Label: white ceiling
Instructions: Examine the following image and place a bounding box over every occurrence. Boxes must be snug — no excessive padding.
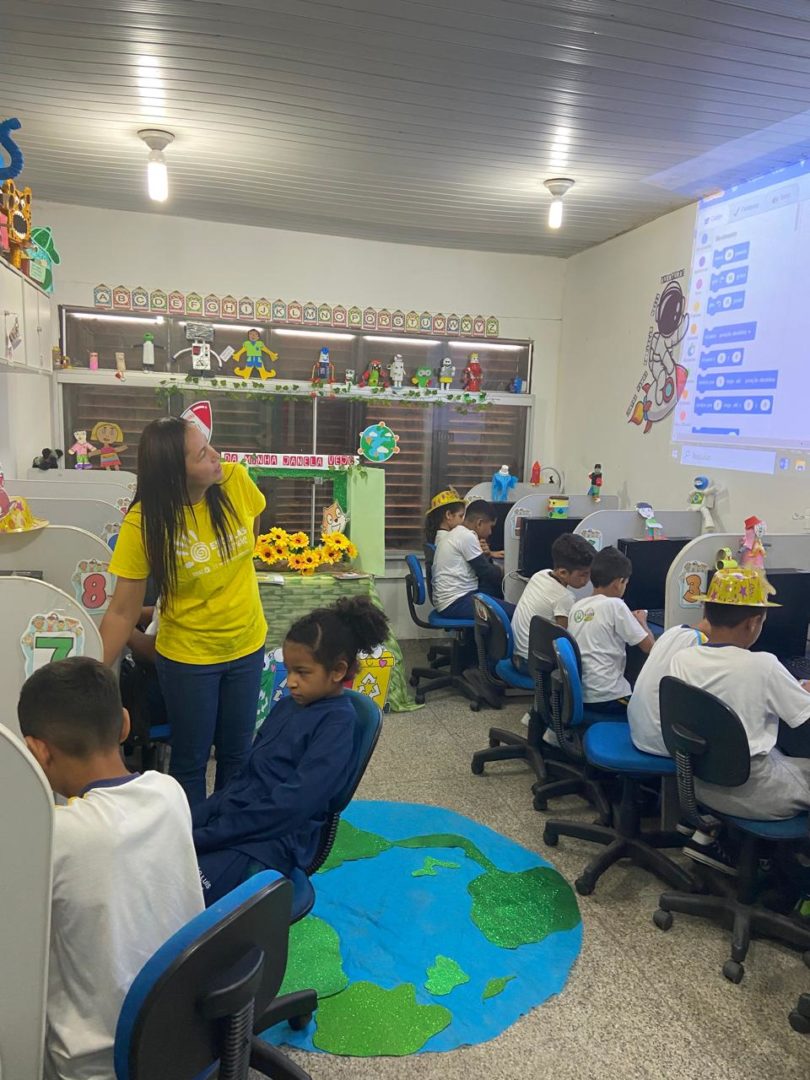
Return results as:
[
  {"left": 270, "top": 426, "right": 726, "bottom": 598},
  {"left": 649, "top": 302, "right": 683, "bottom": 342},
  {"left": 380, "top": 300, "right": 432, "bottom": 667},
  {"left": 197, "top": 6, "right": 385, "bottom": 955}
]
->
[{"left": 3, "top": 0, "right": 810, "bottom": 256}]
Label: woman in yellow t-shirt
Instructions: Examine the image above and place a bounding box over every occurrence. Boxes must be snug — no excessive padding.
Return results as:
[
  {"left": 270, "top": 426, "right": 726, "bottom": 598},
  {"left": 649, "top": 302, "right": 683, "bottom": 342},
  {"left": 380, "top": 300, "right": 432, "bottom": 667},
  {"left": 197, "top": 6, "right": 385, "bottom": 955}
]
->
[{"left": 104, "top": 417, "right": 267, "bottom": 804}]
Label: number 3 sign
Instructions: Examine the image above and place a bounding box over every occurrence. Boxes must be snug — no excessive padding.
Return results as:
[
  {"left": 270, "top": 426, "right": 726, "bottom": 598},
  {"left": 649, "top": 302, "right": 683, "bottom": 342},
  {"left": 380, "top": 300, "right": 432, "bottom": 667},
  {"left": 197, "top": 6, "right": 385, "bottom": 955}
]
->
[
  {"left": 20, "top": 612, "right": 86, "bottom": 676},
  {"left": 71, "top": 559, "right": 114, "bottom": 614}
]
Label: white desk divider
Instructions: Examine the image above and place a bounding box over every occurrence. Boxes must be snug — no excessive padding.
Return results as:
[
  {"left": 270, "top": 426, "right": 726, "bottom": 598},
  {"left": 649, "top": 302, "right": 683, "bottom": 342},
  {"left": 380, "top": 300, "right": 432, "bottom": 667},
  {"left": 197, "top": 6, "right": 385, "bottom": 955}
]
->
[
  {"left": 502, "top": 493, "right": 619, "bottom": 605},
  {"left": 574, "top": 509, "right": 701, "bottom": 553},
  {"left": 0, "top": 724, "right": 53, "bottom": 1080},
  {"left": 25, "top": 467, "right": 137, "bottom": 494},
  {"left": 664, "top": 532, "right": 810, "bottom": 629},
  {"left": 0, "top": 526, "right": 117, "bottom": 630},
  {"left": 465, "top": 480, "right": 563, "bottom": 505},
  {"left": 8, "top": 477, "right": 132, "bottom": 515},
  {"left": 24, "top": 497, "right": 123, "bottom": 545}
]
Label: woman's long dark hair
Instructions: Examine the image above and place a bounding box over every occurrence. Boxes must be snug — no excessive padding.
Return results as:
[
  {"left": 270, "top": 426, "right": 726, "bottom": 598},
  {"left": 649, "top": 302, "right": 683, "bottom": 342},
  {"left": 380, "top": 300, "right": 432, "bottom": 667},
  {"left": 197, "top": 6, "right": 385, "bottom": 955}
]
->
[{"left": 133, "top": 417, "right": 236, "bottom": 608}]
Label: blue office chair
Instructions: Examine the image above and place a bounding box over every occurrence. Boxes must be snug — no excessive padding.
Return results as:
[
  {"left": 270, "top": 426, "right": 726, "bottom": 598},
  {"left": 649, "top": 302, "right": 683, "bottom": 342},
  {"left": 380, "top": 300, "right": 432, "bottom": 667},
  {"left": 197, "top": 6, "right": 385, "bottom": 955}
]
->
[
  {"left": 115, "top": 871, "right": 311, "bottom": 1080},
  {"left": 654, "top": 677, "right": 810, "bottom": 983},
  {"left": 404, "top": 554, "right": 479, "bottom": 706},
  {"left": 543, "top": 639, "right": 695, "bottom": 896}
]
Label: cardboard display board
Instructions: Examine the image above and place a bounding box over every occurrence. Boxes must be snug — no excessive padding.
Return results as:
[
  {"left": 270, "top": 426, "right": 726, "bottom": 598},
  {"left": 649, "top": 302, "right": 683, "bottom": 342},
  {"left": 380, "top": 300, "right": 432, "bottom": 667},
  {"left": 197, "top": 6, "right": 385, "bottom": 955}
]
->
[{"left": 0, "top": 724, "right": 53, "bottom": 1080}]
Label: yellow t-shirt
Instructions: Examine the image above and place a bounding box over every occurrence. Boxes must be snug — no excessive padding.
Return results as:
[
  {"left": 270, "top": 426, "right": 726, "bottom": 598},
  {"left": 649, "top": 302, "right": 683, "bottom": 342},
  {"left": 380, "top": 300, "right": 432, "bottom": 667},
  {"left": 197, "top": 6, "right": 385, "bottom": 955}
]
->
[{"left": 109, "top": 462, "right": 267, "bottom": 664}]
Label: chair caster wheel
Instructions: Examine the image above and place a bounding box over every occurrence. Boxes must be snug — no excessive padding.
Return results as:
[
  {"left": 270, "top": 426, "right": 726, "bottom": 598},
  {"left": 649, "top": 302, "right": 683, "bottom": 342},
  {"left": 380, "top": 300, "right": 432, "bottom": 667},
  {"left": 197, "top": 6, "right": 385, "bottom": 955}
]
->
[
  {"left": 488, "top": 736, "right": 499, "bottom": 748},
  {"left": 471, "top": 759, "right": 484, "bottom": 775},
  {"left": 470, "top": 701, "right": 480, "bottom": 712},
  {"left": 804, "top": 952, "right": 810, "bottom": 970},
  {"left": 409, "top": 674, "right": 419, "bottom": 687},
  {"left": 415, "top": 692, "right": 425, "bottom": 705},
  {"left": 533, "top": 796, "right": 548, "bottom": 812},
  {"left": 574, "top": 877, "right": 594, "bottom": 897},
  {"left": 543, "top": 826, "right": 558, "bottom": 846},
  {"left": 288, "top": 1012, "right": 313, "bottom": 1031},
  {"left": 653, "top": 909, "right": 673, "bottom": 932},
  {"left": 722, "top": 959, "right": 744, "bottom": 984},
  {"left": 790, "top": 1010, "right": 810, "bottom": 1034}
]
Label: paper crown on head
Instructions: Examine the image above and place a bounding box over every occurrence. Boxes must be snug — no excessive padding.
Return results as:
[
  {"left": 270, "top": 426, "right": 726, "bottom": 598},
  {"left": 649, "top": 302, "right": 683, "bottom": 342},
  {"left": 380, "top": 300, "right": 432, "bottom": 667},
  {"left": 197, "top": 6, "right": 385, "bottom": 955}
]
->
[
  {"left": 426, "top": 487, "right": 463, "bottom": 515},
  {"left": 744, "top": 515, "right": 763, "bottom": 530},
  {"left": 699, "top": 566, "right": 780, "bottom": 608}
]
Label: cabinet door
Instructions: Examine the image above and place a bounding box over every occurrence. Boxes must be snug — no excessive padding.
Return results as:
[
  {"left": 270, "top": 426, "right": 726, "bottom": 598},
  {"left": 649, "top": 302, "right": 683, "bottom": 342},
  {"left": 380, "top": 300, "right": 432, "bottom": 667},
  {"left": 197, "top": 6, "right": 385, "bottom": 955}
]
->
[
  {"left": 0, "top": 264, "right": 25, "bottom": 365},
  {"left": 21, "top": 284, "right": 52, "bottom": 369},
  {"left": 36, "top": 292, "right": 52, "bottom": 369}
]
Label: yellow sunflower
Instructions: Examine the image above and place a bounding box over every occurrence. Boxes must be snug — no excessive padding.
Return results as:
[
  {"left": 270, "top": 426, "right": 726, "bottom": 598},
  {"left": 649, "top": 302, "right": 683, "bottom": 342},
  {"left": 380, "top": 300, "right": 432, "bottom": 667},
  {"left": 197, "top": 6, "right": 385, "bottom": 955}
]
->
[
  {"left": 287, "top": 531, "right": 310, "bottom": 551},
  {"left": 325, "top": 531, "right": 351, "bottom": 551},
  {"left": 301, "top": 548, "right": 323, "bottom": 569},
  {"left": 345, "top": 541, "right": 359, "bottom": 560},
  {"left": 254, "top": 539, "right": 275, "bottom": 564},
  {"left": 319, "top": 542, "right": 342, "bottom": 565},
  {"left": 266, "top": 526, "right": 288, "bottom": 544},
  {"left": 286, "top": 552, "right": 307, "bottom": 572}
]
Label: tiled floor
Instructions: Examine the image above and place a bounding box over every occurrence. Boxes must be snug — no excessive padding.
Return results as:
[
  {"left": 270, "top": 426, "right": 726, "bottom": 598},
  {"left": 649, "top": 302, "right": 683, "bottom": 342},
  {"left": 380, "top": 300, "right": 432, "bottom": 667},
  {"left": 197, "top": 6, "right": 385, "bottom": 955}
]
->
[{"left": 258, "top": 642, "right": 810, "bottom": 1080}]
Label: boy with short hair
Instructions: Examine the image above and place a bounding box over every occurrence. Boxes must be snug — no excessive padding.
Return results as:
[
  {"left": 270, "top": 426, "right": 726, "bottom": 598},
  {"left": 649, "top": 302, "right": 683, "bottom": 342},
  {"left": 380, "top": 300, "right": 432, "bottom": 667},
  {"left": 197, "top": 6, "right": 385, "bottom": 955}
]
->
[
  {"left": 670, "top": 567, "right": 810, "bottom": 822},
  {"left": 432, "top": 500, "right": 515, "bottom": 619},
  {"left": 18, "top": 657, "right": 204, "bottom": 1080},
  {"left": 511, "top": 532, "right": 595, "bottom": 662},
  {"left": 568, "top": 545, "right": 653, "bottom": 711}
]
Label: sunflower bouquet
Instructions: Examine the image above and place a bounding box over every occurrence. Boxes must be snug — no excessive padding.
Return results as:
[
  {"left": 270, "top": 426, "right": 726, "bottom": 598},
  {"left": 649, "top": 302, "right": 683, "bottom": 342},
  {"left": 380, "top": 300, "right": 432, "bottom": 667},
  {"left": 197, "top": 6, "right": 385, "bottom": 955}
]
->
[{"left": 254, "top": 527, "right": 358, "bottom": 576}]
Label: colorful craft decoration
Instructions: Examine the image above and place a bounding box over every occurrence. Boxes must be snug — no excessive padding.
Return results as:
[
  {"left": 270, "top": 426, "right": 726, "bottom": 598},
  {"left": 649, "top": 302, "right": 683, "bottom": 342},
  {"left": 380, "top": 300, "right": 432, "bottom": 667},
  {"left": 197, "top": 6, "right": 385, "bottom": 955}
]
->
[
  {"left": 0, "top": 464, "right": 48, "bottom": 533},
  {"left": 255, "top": 528, "right": 358, "bottom": 576},
  {"left": 232, "top": 328, "right": 278, "bottom": 380},
  {"left": 0, "top": 118, "right": 24, "bottom": 181},
  {"left": 222, "top": 451, "right": 358, "bottom": 470},
  {"left": 133, "top": 331, "right": 165, "bottom": 369},
  {"left": 437, "top": 357, "right": 455, "bottom": 389},
  {"left": 491, "top": 466, "right": 516, "bottom": 503},
  {"left": 698, "top": 565, "right": 778, "bottom": 607},
  {"left": 26, "top": 226, "right": 60, "bottom": 292},
  {"left": 89, "top": 422, "right": 127, "bottom": 471},
  {"left": 739, "top": 515, "right": 767, "bottom": 570},
  {"left": 1, "top": 177, "right": 32, "bottom": 269},
  {"left": 91, "top": 284, "right": 501, "bottom": 338},
  {"left": 548, "top": 496, "right": 569, "bottom": 520},
  {"left": 322, "top": 501, "right": 349, "bottom": 535},
  {"left": 636, "top": 501, "right": 663, "bottom": 540},
  {"left": 312, "top": 347, "right": 335, "bottom": 384},
  {"left": 587, "top": 464, "right": 603, "bottom": 502},
  {"left": 20, "top": 612, "right": 85, "bottom": 677},
  {"left": 358, "top": 422, "right": 400, "bottom": 463},
  {"left": 687, "top": 475, "right": 718, "bottom": 534},
  {"left": 388, "top": 354, "right": 406, "bottom": 389},
  {"left": 358, "top": 361, "right": 390, "bottom": 389},
  {"left": 68, "top": 430, "right": 95, "bottom": 470},
  {"left": 461, "top": 353, "right": 483, "bottom": 391},
  {"left": 182, "top": 400, "right": 213, "bottom": 442},
  {"left": 412, "top": 366, "right": 433, "bottom": 389}
]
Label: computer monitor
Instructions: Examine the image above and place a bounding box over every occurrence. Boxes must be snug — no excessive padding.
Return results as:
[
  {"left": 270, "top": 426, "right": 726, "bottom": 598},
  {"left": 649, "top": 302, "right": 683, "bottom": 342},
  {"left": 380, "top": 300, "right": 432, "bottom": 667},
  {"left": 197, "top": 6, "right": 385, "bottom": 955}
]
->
[
  {"left": 487, "top": 503, "right": 512, "bottom": 553},
  {"left": 518, "top": 518, "right": 583, "bottom": 577},
  {"left": 617, "top": 537, "right": 692, "bottom": 612},
  {"left": 746, "top": 568, "right": 810, "bottom": 660}
]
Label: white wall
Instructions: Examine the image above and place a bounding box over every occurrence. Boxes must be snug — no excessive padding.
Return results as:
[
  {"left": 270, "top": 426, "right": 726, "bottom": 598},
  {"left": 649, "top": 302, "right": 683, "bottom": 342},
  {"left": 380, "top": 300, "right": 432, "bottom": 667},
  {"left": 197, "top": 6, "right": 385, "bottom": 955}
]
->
[
  {"left": 557, "top": 205, "right": 810, "bottom": 534},
  {"left": 0, "top": 371, "right": 54, "bottom": 479}
]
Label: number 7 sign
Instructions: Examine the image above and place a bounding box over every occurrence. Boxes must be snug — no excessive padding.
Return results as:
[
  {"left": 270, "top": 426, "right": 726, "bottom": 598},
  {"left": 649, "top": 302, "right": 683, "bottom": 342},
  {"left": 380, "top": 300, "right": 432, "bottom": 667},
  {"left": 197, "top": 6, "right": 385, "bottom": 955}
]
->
[{"left": 20, "top": 613, "right": 86, "bottom": 677}]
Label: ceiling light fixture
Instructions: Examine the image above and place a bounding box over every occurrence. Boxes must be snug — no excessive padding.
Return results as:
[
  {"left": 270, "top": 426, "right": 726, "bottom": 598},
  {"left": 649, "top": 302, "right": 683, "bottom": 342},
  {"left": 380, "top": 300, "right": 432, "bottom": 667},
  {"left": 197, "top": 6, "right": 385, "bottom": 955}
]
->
[
  {"left": 138, "top": 129, "right": 174, "bottom": 202},
  {"left": 544, "top": 178, "right": 574, "bottom": 230}
]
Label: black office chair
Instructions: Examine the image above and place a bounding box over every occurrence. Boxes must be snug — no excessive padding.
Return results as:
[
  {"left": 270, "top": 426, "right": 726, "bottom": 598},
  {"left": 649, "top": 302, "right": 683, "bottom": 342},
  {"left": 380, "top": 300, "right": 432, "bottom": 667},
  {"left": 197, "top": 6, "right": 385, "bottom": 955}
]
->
[
  {"left": 543, "top": 639, "right": 695, "bottom": 896},
  {"left": 791, "top": 984, "right": 810, "bottom": 1034},
  {"left": 528, "top": 616, "right": 612, "bottom": 823},
  {"left": 653, "top": 676, "right": 810, "bottom": 982},
  {"left": 115, "top": 872, "right": 311, "bottom": 1080},
  {"left": 403, "top": 554, "right": 479, "bottom": 706}
]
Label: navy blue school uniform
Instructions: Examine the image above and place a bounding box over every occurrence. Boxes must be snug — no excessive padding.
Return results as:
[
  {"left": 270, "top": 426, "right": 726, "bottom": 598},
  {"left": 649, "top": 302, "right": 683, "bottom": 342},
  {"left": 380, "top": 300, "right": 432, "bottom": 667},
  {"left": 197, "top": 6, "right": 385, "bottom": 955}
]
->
[{"left": 193, "top": 693, "right": 354, "bottom": 904}]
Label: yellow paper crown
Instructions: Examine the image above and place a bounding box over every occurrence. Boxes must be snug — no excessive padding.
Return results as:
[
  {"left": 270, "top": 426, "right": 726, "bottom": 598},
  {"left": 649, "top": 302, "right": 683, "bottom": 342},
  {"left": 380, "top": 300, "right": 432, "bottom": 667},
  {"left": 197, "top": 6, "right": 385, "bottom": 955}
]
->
[
  {"left": 426, "top": 487, "right": 463, "bottom": 515},
  {"left": 700, "top": 566, "right": 780, "bottom": 608}
]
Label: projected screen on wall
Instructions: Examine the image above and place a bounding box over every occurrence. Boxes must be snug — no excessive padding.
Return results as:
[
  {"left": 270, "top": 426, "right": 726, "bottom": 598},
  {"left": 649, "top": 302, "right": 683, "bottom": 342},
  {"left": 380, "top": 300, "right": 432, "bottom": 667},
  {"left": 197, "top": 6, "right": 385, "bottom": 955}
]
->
[{"left": 672, "top": 160, "right": 810, "bottom": 476}]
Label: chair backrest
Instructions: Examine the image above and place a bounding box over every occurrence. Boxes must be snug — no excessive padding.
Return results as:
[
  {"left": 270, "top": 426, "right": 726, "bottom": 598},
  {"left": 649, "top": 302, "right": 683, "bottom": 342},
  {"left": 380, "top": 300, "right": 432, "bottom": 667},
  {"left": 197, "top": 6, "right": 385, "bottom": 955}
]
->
[
  {"left": 405, "top": 553, "right": 427, "bottom": 607},
  {"left": 473, "top": 593, "right": 514, "bottom": 670},
  {"left": 305, "top": 689, "right": 383, "bottom": 874},
  {"left": 659, "top": 677, "right": 750, "bottom": 788},
  {"left": 528, "top": 615, "right": 582, "bottom": 678},
  {"left": 423, "top": 541, "right": 436, "bottom": 603},
  {"left": 548, "top": 636, "right": 587, "bottom": 760},
  {"left": 114, "top": 871, "right": 291, "bottom": 1080}
]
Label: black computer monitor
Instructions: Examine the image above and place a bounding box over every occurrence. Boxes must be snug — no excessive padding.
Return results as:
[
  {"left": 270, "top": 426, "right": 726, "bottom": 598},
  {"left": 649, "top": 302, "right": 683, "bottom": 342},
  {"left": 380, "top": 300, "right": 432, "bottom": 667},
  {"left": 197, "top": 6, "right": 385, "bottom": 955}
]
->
[
  {"left": 518, "top": 517, "right": 583, "bottom": 577},
  {"left": 744, "top": 568, "right": 810, "bottom": 660},
  {"left": 617, "top": 537, "right": 692, "bottom": 612},
  {"left": 487, "top": 503, "right": 512, "bottom": 553}
]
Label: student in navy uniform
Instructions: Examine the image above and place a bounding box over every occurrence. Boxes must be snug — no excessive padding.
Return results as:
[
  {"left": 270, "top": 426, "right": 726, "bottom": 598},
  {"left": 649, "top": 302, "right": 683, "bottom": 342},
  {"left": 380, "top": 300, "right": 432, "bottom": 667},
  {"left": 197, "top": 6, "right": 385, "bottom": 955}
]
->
[{"left": 193, "top": 596, "right": 389, "bottom": 905}]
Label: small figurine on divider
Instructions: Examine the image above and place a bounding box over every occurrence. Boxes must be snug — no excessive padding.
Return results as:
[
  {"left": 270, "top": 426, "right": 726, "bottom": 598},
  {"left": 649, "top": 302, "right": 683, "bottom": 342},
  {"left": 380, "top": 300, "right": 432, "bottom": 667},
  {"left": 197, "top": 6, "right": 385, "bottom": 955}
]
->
[
  {"left": 32, "top": 448, "right": 63, "bottom": 471},
  {"left": 389, "top": 354, "right": 406, "bottom": 389},
  {"left": 358, "top": 360, "right": 390, "bottom": 389},
  {"left": 530, "top": 460, "right": 542, "bottom": 486},
  {"left": 688, "top": 474, "right": 718, "bottom": 533},
  {"left": 89, "top": 421, "right": 128, "bottom": 471},
  {"left": 412, "top": 365, "right": 433, "bottom": 389},
  {"left": 311, "top": 347, "right": 335, "bottom": 384},
  {"left": 437, "top": 357, "right": 455, "bottom": 389},
  {"left": 739, "top": 515, "right": 767, "bottom": 570},
  {"left": 68, "top": 430, "right": 95, "bottom": 470},
  {"left": 587, "top": 463, "right": 603, "bottom": 502},
  {"left": 492, "top": 465, "right": 517, "bottom": 503},
  {"left": 232, "top": 328, "right": 278, "bottom": 380},
  {"left": 462, "top": 352, "right": 483, "bottom": 392},
  {"left": 636, "top": 501, "right": 664, "bottom": 540}
]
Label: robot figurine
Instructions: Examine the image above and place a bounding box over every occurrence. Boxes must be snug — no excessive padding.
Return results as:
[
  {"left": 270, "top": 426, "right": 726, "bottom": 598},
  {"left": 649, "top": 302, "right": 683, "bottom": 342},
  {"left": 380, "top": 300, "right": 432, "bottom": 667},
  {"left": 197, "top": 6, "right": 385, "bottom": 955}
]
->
[
  {"left": 412, "top": 365, "right": 433, "bottom": 389},
  {"left": 492, "top": 465, "right": 517, "bottom": 503},
  {"left": 173, "top": 339, "right": 224, "bottom": 376},
  {"left": 358, "top": 360, "right": 390, "bottom": 389},
  {"left": 437, "top": 356, "right": 455, "bottom": 389},
  {"left": 389, "top": 354, "right": 406, "bottom": 389},
  {"left": 688, "top": 475, "right": 718, "bottom": 533},
  {"left": 311, "top": 347, "right": 335, "bottom": 384},
  {"left": 462, "top": 352, "right": 483, "bottom": 391},
  {"left": 344, "top": 368, "right": 356, "bottom": 387},
  {"left": 587, "top": 464, "right": 603, "bottom": 502}
]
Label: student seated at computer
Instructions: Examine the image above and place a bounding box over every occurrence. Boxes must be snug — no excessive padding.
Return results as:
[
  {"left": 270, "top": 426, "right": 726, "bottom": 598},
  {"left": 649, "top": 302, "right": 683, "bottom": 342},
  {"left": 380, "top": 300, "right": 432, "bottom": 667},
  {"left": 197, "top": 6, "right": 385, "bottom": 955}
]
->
[
  {"left": 425, "top": 489, "right": 514, "bottom": 620},
  {"left": 18, "top": 658, "right": 204, "bottom": 1080},
  {"left": 670, "top": 567, "right": 810, "bottom": 822},
  {"left": 568, "top": 546, "right": 653, "bottom": 713},
  {"left": 511, "top": 532, "right": 595, "bottom": 664}
]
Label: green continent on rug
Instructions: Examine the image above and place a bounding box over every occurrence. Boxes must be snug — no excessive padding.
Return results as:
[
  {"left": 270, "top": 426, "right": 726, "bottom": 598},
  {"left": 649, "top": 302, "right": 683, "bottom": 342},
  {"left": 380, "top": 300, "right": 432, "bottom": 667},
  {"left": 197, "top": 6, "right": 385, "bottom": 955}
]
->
[{"left": 261, "top": 801, "right": 583, "bottom": 1056}]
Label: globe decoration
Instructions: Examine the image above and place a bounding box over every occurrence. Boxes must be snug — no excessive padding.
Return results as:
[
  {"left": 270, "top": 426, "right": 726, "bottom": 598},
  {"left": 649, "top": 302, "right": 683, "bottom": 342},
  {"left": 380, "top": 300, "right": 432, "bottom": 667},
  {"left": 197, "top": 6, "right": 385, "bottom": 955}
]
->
[{"left": 358, "top": 421, "right": 400, "bottom": 463}]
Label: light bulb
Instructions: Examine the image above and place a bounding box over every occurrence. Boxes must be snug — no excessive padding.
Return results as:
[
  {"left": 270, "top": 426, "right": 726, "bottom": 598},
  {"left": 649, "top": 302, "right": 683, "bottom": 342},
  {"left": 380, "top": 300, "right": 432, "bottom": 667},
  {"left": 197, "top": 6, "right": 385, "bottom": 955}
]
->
[
  {"left": 147, "top": 150, "right": 168, "bottom": 202},
  {"left": 548, "top": 198, "right": 563, "bottom": 229}
]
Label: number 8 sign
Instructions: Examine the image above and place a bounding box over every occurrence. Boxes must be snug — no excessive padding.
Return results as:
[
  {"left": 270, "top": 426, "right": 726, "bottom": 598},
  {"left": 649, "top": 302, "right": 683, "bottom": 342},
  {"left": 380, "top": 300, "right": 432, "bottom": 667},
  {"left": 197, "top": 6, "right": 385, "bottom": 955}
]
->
[
  {"left": 20, "top": 613, "right": 86, "bottom": 676},
  {"left": 71, "top": 559, "right": 114, "bottom": 614}
]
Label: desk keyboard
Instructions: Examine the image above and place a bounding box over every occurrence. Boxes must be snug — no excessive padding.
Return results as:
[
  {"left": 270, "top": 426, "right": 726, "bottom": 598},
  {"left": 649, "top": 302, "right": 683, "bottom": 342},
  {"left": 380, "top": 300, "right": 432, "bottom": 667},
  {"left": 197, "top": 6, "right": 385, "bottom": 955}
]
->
[
  {"left": 784, "top": 656, "right": 810, "bottom": 681},
  {"left": 647, "top": 609, "right": 666, "bottom": 627}
]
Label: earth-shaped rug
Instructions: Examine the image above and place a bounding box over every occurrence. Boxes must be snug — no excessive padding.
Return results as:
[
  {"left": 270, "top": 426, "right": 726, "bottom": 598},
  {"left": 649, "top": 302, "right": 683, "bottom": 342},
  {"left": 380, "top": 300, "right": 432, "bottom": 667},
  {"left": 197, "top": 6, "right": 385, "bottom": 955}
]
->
[{"left": 260, "top": 800, "right": 582, "bottom": 1056}]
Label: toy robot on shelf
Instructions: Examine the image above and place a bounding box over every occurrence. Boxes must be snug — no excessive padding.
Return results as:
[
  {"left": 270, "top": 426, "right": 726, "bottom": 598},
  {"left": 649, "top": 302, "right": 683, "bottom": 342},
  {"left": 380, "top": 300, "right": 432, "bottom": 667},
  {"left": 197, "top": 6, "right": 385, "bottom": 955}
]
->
[
  {"left": 311, "top": 347, "right": 335, "bottom": 384},
  {"left": 412, "top": 365, "right": 433, "bottom": 389},
  {"left": 133, "top": 331, "right": 166, "bottom": 370},
  {"left": 344, "top": 368, "right": 356, "bottom": 387},
  {"left": 688, "top": 475, "right": 718, "bottom": 533},
  {"left": 587, "top": 464, "right": 603, "bottom": 502},
  {"left": 739, "top": 515, "right": 767, "bottom": 570},
  {"left": 358, "top": 360, "right": 390, "bottom": 389},
  {"left": 173, "top": 339, "right": 224, "bottom": 376},
  {"left": 462, "top": 352, "right": 483, "bottom": 391},
  {"left": 492, "top": 465, "right": 517, "bottom": 503},
  {"left": 389, "top": 354, "right": 406, "bottom": 389},
  {"left": 232, "top": 328, "right": 277, "bottom": 380},
  {"left": 437, "top": 357, "right": 455, "bottom": 389}
]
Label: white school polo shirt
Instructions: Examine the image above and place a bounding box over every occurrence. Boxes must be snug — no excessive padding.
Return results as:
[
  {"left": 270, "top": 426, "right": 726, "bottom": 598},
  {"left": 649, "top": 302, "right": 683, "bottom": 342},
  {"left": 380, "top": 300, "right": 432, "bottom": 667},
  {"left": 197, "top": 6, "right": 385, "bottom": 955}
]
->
[
  {"left": 511, "top": 570, "right": 575, "bottom": 660},
  {"left": 431, "top": 526, "right": 483, "bottom": 612},
  {"left": 568, "top": 593, "right": 648, "bottom": 703},
  {"left": 627, "top": 624, "right": 707, "bottom": 756}
]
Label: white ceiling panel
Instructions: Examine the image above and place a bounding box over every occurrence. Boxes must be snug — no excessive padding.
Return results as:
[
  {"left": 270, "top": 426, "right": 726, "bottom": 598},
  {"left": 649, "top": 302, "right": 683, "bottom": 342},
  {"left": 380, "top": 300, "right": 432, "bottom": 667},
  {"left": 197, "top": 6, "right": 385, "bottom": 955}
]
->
[{"left": 2, "top": 0, "right": 810, "bottom": 255}]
